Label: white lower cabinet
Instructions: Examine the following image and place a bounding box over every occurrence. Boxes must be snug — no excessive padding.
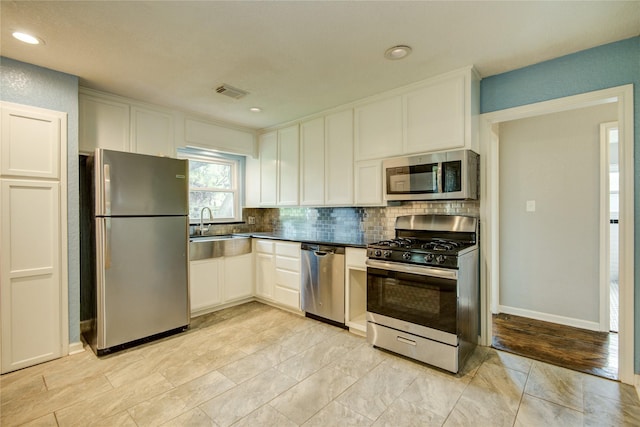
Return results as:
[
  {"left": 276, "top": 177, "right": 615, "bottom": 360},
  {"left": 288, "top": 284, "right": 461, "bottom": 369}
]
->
[
  {"left": 254, "top": 239, "right": 301, "bottom": 311},
  {"left": 254, "top": 240, "right": 276, "bottom": 300},
  {"left": 224, "top": 253, "right": 254, "bottom": 302},
  {"left": 189, "top": 258, "right": 222, "bottom": 314},
  {"left": 189, "top": 253, "right": 254, "bottom": 316},
  {"left": 274, "top": 242, "right": 302, "bottom": 310}
]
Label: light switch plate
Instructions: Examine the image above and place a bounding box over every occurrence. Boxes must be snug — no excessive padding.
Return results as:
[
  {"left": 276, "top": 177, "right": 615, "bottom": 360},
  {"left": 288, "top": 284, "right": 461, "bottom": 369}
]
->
[{"left": 526, "top": 200, "right": 536, "bottom": 212}]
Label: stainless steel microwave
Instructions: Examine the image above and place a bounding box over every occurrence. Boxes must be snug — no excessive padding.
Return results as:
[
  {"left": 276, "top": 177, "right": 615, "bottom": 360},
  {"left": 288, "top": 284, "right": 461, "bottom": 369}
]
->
[{"left": 384, "top": 149, "right": 479, "bottom": 201}]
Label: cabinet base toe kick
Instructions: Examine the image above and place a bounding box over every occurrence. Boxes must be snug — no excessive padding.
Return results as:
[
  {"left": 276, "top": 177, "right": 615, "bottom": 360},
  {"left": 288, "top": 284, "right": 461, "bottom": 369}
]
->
[{"left": 367, "top": 321, "right": 469, "bottom": 374}]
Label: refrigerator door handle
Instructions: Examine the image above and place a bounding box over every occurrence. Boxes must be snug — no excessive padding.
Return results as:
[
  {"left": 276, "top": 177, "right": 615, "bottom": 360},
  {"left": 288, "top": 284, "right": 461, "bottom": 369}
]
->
[
  {"left": 105, "top": 218, "right": 111, "bottom": 269},
  {"left": 104, "top": 163, "right": 111, "bottom": 216}
]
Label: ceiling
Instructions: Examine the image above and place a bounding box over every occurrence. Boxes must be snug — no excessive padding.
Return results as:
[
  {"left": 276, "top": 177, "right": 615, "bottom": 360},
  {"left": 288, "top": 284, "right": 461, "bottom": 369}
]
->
[{"left": 1, "top": 1, "right": 638, "bottom": 130}]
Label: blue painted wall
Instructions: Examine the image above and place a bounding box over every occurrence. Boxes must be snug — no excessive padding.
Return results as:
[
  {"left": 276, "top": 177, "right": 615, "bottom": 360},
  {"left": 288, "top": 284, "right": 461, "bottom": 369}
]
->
[
  {"left": 0, "top": 57, "right": 80, "bottom": 346},
  {"left": 480, "top": 36, "right": 640, "bottom": 372}
]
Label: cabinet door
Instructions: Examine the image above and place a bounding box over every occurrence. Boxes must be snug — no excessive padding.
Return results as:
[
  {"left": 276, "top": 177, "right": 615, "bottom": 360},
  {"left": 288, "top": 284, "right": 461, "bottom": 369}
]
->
[
  {"left": 244, "top": 154, "right": 261, "bottom": 208},
  {"left": 277, "top": 125, "right": 299, "bottom": 206},
  {"left": 325, "top": 109, "right": 354, "bottom": 205},
  {"left": 1, "top": 180, "right": 62, "bottom": 373},
  {"left": 79, "top": 94, "right": 130, "bottom": 153},
  {"left": 404, "top": 74, "right": 466, "bottom": 154},
  {"left": 1, "top": 104, "right": 61, "bottom": 179},
  {"left": 189, "top": 258, "right": 222, "bottom": 314},
  {"left": 354, "top": 160, "right": 384, "bottom": 206},
  {"left": 131, "top": 106, "right": 174, "bottom": 157},
  {"left": 299, "top": 117, "right": 325, "bottom": 206},
  {"left": 224, "top": 253, "right": 254, "bottom": 302},
  {"left": 259, "top": 132, "right": 277, "bottom": 206},
  {"left": 354, "top": 96, "right": 403, "bottom": 161},
  {"left": 255, "top": 252, "right": 275, "bottom": 300}
]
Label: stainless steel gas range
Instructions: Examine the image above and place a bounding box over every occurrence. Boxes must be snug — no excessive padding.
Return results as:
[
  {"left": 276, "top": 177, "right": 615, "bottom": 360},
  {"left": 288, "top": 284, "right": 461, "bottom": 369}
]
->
[{"left": 366, "top": 214, "right": 479, "bottom": 373}]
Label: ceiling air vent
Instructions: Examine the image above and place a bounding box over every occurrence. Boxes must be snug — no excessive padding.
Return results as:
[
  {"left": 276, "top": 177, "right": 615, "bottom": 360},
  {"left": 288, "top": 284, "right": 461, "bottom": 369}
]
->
[{"left": 215, "top": 84, "right": 249, "bottom": 99}]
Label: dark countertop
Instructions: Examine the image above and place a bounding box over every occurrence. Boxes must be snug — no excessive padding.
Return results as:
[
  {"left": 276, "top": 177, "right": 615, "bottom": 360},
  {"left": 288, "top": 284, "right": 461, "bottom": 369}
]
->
[{"left": 235, "top": 232, "right": 374, "bottom": 248}]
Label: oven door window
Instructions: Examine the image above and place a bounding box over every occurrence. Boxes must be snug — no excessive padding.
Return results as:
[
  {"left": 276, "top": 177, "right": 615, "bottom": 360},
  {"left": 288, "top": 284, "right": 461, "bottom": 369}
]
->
[{"left": 367, "top": 267, "right": 457, "bottom": 334}]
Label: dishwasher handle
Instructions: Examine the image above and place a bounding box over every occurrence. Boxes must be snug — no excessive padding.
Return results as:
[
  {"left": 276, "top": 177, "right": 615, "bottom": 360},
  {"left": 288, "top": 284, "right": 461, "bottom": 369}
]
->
[
  {"left": 301, "top": 243, "right": 346, "bottom": 255},
  {"left": 314, "top": 250, "right": 333, "bottom": 257}
]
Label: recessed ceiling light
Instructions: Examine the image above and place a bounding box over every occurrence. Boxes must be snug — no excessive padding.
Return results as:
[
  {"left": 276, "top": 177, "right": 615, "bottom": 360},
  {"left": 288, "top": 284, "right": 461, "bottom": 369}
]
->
[
  {"left": 384, "top": 45, "right": 412, "bottom": 60},
  {"left": 12, "top": 31, "right": 43, "bottom": 45},
  {"left": 249, "top": 107, "right": 262, "bottom": 113}
]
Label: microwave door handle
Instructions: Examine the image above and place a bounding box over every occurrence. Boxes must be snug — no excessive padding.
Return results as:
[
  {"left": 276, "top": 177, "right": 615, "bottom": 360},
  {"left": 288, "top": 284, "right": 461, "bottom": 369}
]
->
[{"left": 436, "top": 163, "right": 443, "bottom": 193}]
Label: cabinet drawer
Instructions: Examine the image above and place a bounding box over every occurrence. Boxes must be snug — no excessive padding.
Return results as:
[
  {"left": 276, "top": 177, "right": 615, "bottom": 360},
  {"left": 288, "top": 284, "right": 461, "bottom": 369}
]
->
[
  {"left": 274, "top": 286, "right": 299, "bottom": 309},
  {"left": 346, "top": 248, "right": 367, "bottom": 269},
  {"left": 275, "top": 242, "right": 300, "bottom": 258},
  {"left": 276, "top": 268, "right": 300, "bottom": 291},
  {"left": 275, "top": 255, "right": 300, "bottom": 272},
  {"left": 255, "top": 240, "right": 274, "bottom": 254}
]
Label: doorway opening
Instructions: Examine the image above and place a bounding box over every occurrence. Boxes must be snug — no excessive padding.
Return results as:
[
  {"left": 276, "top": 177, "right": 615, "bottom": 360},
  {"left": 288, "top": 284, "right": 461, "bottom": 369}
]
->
[
  {"left": 605, "top": 123, "right": 620, "bottom": 334},
  {"left": 480, "top": 85, "right": 635, "bottom": 385}
]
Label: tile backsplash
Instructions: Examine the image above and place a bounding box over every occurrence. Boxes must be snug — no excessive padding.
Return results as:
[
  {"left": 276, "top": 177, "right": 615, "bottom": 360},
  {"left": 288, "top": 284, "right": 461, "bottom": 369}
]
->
[{"left": 203, "top": 201, "right": 479, "bottom": 242}]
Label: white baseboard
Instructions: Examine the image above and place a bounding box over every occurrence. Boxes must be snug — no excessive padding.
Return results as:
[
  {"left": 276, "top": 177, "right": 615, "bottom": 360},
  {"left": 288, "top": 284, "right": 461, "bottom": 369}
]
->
[
  {"left": 68, "top": 341, "right": 85, "bottom": 355},
  {"left": 498, "top": 305, "right": 601, "bottom": 332}
]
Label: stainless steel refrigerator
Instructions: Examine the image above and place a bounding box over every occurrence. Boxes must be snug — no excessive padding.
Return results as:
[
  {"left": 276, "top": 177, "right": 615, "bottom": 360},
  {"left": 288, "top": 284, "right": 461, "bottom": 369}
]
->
[{"left": 86, "top": 149, "right": 190, "bottom": 355}]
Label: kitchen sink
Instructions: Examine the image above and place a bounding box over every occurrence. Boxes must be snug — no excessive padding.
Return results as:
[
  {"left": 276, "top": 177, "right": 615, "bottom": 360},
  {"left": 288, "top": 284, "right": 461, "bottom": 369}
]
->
[{"left": 189, "top": 235, "right": 251, "bottom": 260}]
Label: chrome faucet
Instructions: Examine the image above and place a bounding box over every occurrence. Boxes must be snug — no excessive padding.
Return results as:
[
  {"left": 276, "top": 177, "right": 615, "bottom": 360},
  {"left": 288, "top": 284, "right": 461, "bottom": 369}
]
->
[{"left": 199, "top": 207, "right": 213, "bottom": 236}]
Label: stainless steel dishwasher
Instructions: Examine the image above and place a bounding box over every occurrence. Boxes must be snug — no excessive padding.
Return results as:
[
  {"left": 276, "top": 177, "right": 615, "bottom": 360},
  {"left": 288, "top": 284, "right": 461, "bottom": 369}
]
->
[{"left": 301, "top": 243, "right": 345, "bottom": 326}]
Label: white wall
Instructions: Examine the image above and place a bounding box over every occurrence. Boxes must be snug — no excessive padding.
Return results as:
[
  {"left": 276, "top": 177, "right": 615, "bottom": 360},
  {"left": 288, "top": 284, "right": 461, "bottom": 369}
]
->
[{"left": 498, "top": 103, "right": 617, "bottom": 325}]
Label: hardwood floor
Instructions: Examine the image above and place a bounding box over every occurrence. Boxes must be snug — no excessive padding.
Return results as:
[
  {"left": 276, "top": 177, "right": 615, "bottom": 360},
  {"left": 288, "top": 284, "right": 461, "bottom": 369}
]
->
[{"left": 492, "top": 313, "right": 618, "bottom": 380}]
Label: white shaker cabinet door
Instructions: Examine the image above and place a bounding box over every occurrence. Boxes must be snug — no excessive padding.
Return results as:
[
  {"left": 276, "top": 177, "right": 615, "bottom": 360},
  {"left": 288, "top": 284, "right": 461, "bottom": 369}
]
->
[
  {"left": 354, "top": 96, "right": 403, "bottom": 161},
  {"left": 277, "top": 124, "right": 300, "bottom": 206},
  {"left": 224, "top": 253, "right": 254, "bottom": 302},
  {"left": 404, "top": 73, "right": 466, "bottom": 154},
  {"left": 1, "top": 104, "right": 62, "bottom": 179},
  {"left": 131, "top": 106, "right": 175, "bottom": 157},
  {"left": 354, "top": 160, "right": 384, "bottom": 206},
  {"left": 79, "top": 94, "right": 130, "bottom": 153},
  {"left": 1, "top": 180, "right": 62, "bottom": 373},
  {"left": 189, "top": 258, "right": 222, "bottom": 315},
  {"left": 259, "top": 131, "right": 278, "bottom": 206},
  {"left": 325, "top": 109, "right": 354, "bottom": 206},
  {"left": 299, "top": 117, "right": 325, "bottom": 206}
]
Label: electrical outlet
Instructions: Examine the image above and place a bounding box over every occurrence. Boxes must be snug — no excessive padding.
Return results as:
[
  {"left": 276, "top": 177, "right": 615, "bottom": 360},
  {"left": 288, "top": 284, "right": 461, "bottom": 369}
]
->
[{"left": 248, "top": 216, "right": 255, "bottom": 225}]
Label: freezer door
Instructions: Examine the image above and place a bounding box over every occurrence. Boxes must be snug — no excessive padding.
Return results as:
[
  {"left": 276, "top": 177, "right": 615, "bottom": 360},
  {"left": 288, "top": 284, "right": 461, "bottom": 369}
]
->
[
  {"left": 95, "top": 149, "right": 188, "bottom": 216},
  {"left": 96, "top": 216, "right": 189, "bottom": 350}
]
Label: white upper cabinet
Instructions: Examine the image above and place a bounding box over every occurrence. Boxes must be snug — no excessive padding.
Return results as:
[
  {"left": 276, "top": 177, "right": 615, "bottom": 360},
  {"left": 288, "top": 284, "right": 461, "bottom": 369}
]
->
[
  {"left": 299, "top": 117, "right": 325, "bottom": 206},
  {"left": 79, "top": 93, "right": 130, "bottom": 153},
  {"left": 79, "top": 88, "right": 256, "bottom": 159},
  {"left": 354, "top": 159, "right": 384, "bottom": 206},
  {"left": 354, "top": 96, "right": 403, "bottom": 161},
  {"left": 277, "top": 124, "right": 300, "bottom": 206},
  {"left": 259, "top": 131, "right": 278, "bottom": 206},
  {"left": 353, "top": 67, "right": 479, "bottom": 161},
  {"left": 259, "top": 125, "right": 299, "bottom": 207},
  {"left": 184, "top": 118, "right": 256, "bottom": 157},
  {"left": 404, "top": 70, "right": 475, "bottom": 154},
  {"left": 325, "top": 109, "right": 354, "bottom": 206},
  {"left": 131, "top": 106, "right": 174, "bottom": 157},
  {"left": 1, "top": 104, "right": 61, "bottom": 179}
]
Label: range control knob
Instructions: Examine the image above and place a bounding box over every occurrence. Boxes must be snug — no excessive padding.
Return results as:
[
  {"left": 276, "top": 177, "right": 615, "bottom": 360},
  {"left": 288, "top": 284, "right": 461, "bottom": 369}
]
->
[
  {"left": 383, "top": 250, "right": 392, "bottom": 258},
  {"left": 436, "top": 255, "right": 446, "bottom": 264},
  {"left": 402, "top": 252, "right": 412, "bottom": 261},
  {"left": 424, "top": 253, "right": 435, "bottom": 263},
  {"left": 374, "top": 250, "right": 382, "bottom": 257}
]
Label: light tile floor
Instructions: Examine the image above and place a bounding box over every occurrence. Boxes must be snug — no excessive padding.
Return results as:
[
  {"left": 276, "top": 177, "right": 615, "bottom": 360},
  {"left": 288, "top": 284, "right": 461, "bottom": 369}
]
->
[{"left": 2, "top": 301, "right": 640, "bottom": 426}]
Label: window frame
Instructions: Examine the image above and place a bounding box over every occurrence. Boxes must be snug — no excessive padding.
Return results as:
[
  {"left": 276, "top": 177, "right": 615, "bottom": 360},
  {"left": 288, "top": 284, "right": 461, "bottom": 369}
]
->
[{"left": 178, "top": 148, "right": 244, "bottom": 224}]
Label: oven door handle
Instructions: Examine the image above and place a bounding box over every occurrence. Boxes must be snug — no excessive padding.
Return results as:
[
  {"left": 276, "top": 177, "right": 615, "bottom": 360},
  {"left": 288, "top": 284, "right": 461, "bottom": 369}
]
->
[{"left": 366, "top": 259, "right": 458, "bottom": 280}]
